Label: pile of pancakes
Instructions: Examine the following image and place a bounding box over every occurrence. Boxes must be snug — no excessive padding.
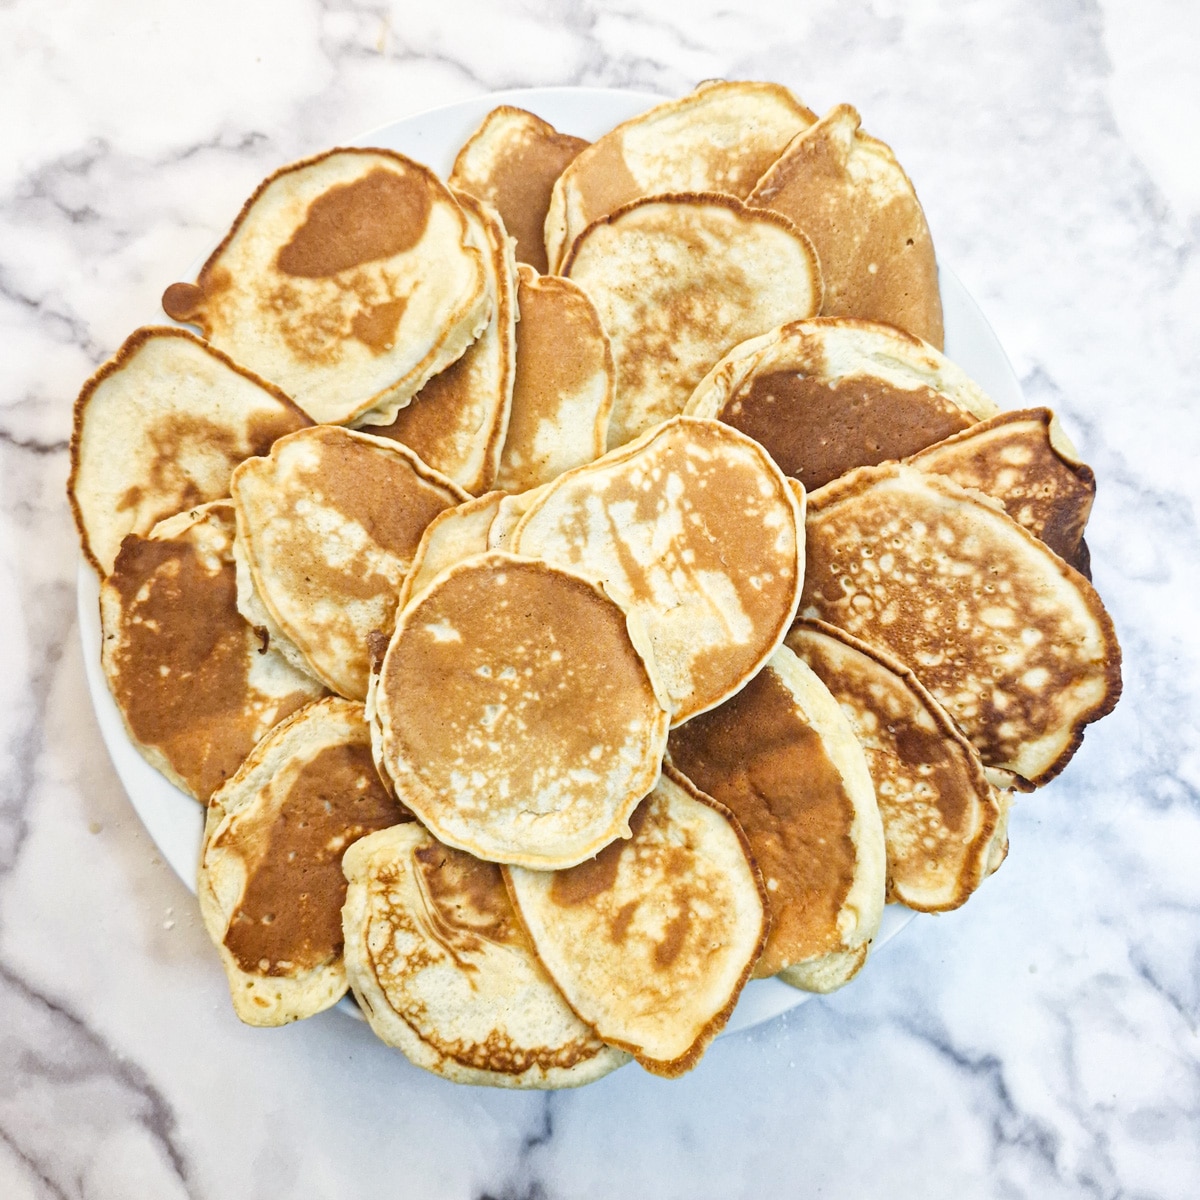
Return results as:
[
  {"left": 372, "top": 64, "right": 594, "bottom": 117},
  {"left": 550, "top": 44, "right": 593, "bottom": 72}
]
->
[{"left": 68, "top": 81, "right": 1122, "bottom": 1087}]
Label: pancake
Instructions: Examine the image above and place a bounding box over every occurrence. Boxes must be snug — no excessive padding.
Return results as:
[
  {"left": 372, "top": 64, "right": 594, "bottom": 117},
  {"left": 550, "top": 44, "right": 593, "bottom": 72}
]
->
[
  {"left": 686, "top": 317, "right": 997, "bottom": 491},
  {"left": 363, "top": 191, "right": 517, "bottom": 495},
  {"left": 99, "top": 502, "right": 325, "bottom": 802},
  {"left": 69, "top": 327, "right": 310, "bottom": 574},
  {"left": 342, "top": 824, "right": 628, "bottom": 1088},
  {"left": 667, "top": 645, "right": 885, "bottom": 987},
  {"left": 371, "top": 552, "right": 670, "bottom": 868},
  {"left": 231, "top": 425, "right": 467, "bottom": 700},
  {"left": 161, "top": 148, "right": 490, "bottom": 426},
  {"left": 748, "top": 105, "right": 943, "bottom": 346},
  {"left": 785, "top": 620, "right": 1004, "bottom": 912},
  {"left": 199, "top": 697, "right": 406, "bottom": 1025},
  {"left": 504, "top": 767, "right": 767, "bottom": 1077},
  {"left": 494, "top": 266, "right": 614, "bottom": 492},
  {"left": 564, "top": 194, "right": 822, "bottom": 448},
  {"left": 545, "top": 80, "right": 816, "bottom": 273},
  {"left": 449, "top": 106, "right": 589, "bottom": 274},
  {"left": 799, "top": 463, "right": 1122, "bottom": 785},
  {"left": 511, "top": 417, "right": 805, "bottom": 723},
  {"left": 486, "top": 485, "right": 552, "bottom": 552}
]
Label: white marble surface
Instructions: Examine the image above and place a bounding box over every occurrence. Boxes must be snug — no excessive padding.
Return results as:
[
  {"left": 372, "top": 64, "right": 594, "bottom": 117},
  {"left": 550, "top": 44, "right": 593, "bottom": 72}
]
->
[{"left": 2, "top": 1, "right": 1198, "bottom": 1196}]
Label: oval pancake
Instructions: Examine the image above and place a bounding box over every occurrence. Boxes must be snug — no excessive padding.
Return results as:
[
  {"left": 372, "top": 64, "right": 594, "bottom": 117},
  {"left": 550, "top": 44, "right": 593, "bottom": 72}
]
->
[
  {"left": 545, "top": 80, "right": 816, "bottom": 273},
  {"left": 800, "top": 462, "right": 1122, "bottom": 785},
  {"left": 161, "top": 148, "right": 489, "bottom": 426},
  {"left": 372, "top": 552, "right": 670, "bottom": 869},
  {"left": 99, "top": 502, "right": 326, "bottom": 802},
  {"left": 342, "top": 824, "right": 629, "bottom": 1088},
  {"left": 686, "top": 317, "right": 997, "bottom": 492},
  {"left": 511, "top": 416, "right": 805, "bottom": 724},
  {"left": 748, "top": 104, "right": 944, "bottom": 347},
  {"left": 564, "top": 194, "right": 822, "bottom": 448},
  {"left": 69, "top": 327, "right": 310, "bottom": 574},
  {"left": 231, "top": 425, "right": 468, "bottom": 700},
  {"left": 667, "top": 645, "right": 885, "bottom": 988},
  {"left": 505, "top": 768, "right": 767, "bottom": 1077},
  {"left": 199, "top": 697, "right": 406, "bottom": 1026}
]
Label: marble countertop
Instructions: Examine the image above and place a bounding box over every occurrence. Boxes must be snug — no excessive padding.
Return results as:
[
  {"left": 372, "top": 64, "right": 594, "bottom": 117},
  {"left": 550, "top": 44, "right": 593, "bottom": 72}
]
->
[{"left": 3, "top": 1, "right": 1198, "bottom": 1196}]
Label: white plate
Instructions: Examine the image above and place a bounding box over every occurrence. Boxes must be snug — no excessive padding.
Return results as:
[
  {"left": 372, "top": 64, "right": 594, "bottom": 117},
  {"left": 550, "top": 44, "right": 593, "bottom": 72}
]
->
[{"left": 77, "top": 87, "right": 1023, "bottom": 1038}]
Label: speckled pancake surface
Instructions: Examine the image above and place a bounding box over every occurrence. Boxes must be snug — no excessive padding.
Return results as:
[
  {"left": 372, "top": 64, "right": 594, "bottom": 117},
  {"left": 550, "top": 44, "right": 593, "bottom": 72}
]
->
[
  {"left": 748, "top": 105, "right": 944, "bottom": 346},
  {"left": 232, "top": 425, "right": 467, "bottom": 700},
  {"left": 161, "top": 148, "right": 489, "bottom": 426},
  {"left": 505, "top": 768, "right": 767, "bottom": 1077},
  {"left": 199, "top": 697, "right": 405, "bottom": 1026},
  {"left": 69, "top": 327, "right": 310, "bottom": 574},
  {"left": 800, "top": 463, "right": 1122, "bottom": 785},
  {"left": 511, "top": 417, "right": 805, "bottom": 724},
  {"left": 99, "top": 502, "right": 325, "bottom": 802},
  {"left": 372, "top": 552, "right": 669, "bottom": 868},
  {"left": 565, "top": 194, "right": 822, "bottom": 448}
]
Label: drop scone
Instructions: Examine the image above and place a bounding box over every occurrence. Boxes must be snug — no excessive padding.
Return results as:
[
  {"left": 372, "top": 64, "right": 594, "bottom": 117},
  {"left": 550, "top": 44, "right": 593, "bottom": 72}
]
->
[
  {"left": 800, "top": 463, "right": 1122, "bottom": 786},
  {"left": 505, "top": 767, "right": 767, "bottom": 1077},
  {"left": 99, "top": 502, "right": 325, "bottom": 802},
  {"left": 686, "top": 318, "right": 997, "bottom": 491},
  {"left": 786, "top": 621, "right": 1006, "bottom": 912},
  {"left": 667, "top": 645, "right": 885, "bottom": 990},
  {"left": 231, "top": 425, "right": 467, "bottom": 700},
  {"left": 342, "top": 824, "right": 629, "bottom": 1088},
  {"left": 545, "top": 79, "right": 816, "bottom": 272},
  {"left": 564, "top": 194, "right": 822, "bottom": 448},
  {"left": 449, "top": 106, "right": 589, "bottom": 274},
  {"left": 161, "top": 148, "right": 489, "bottom": 425},
  {"left": 396, "top": 491, "right": 506, "bottom": 611},
  {"left": 371, "top": 552, "right": 669, "bottom": 868},
  {"left": 199, "top": 697, "right": 406, "bottom": 1025},
  {"left": 748, "top": 105, "right": 944, "bottom": 346},
  {"left": 69, "top": 327, "right": 310, "bottom": 574},
  {"left": 511, "top": 417, "right": 805, "bottom": 723}
]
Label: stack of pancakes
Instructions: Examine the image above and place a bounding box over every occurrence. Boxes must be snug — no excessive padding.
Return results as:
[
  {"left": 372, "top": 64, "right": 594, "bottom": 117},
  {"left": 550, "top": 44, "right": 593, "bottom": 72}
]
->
[{"left": 69, "top": 81, "right": 1121, "bottom": 1087}]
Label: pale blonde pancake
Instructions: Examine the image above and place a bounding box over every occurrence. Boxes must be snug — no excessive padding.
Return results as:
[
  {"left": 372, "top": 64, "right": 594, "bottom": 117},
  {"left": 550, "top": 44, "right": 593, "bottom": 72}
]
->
[
  {"left": 667, "top": 645, "right": 885, "bottom": 988},
  {"left": 162, "top": 148, "right": 489, "bottom": 425},
  {"left": 70, "top": 327, "right": 310, "bottom": 574},
  {"left": 564, "top": 194, "right": 822, "bottom": 447},
  {"left": 505, "top": 768, "right": 767, "bottom": 1077},
  {"left": 511, "top": 417, "right": 805, "bottom": 724},
  {"left": 487, "top": 485, "right": 552, "bottom": 552},
  {"left": 494, "top": 266, "right": 614, "bottom": 492},
  {"left": 199, "top": 697, "right": 405, "bottom": 1025},
  {"left": 231, "top": 426, "right": 467, "bottom": 700},
  {"left": 372, "top": 552, "right": 669, "bottom": 868},
  {"left": 800, "top": 463, "right": 1122, "bottom": 785},
  {"left": 546, "top": 80, "right": 816, "bottom": 272},
  {"left": 748, "top": 104, "right": 943, "bottom": 346},
  {"left": 99, "top": 502, "right": 325, "bottom": 802}
]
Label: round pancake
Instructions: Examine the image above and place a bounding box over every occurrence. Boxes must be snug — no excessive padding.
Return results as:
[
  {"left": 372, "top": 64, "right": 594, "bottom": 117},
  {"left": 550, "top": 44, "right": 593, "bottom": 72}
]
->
[
  {"left": 199, "top": 697, "right": 406, "bottom": 1026},
  {"left": 564, "top": 194, "right": 822, "bottom": 448},
  {"left": 800, "top": 463, "right": 1122, "bottom": 785},
  {"left": 494, "top": 265, "right": 614, "bottom": 493},
  {"left": 748, "top": 104, "right": 943, "bottom": 346},
  {"left": 449, "top": 105, "right": 589, "bottom": 274},
  {"left": 70, "top": 326, "right": 310, "bottom": 574},
  {"left": 504, "top": 768, "right": 767, "bottom": 1077},
  {"left": 545, "top": 80, "right": 816, "bottom": 273},
  {"left": 487, "top": 485, "right": 552, "bottom": 552},
  {"left": 231, "top": 425, "right": 467, "bottom": 700},
  {"left": 99, "top": 502, "right": 326, "bottom": 802},
  {"left": 686, "top": 317, "right": 998, "bottom": 492},
  {"left": 511, "top": 417, "right": 805, "bottom": 724},
  {"left": 161, "top": 148, "right": 490, "bottom": 425},
  {"left": 372, "top": 552, "right": 669, "bottom": 869},
  {"left": 342, "top": 823, "right": 629, "bottom": 1088},
  {"left": 786, "top": 620, "right": 1004, "bottom": 912},
  {"left": 667, "top": 645, "right": 885, "bottom": 987}
]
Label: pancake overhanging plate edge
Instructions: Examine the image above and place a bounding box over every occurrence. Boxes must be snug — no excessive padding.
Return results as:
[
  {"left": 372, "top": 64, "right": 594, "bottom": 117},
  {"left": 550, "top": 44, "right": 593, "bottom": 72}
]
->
[{"left": 75, "top": 85, "right": 1025, "bottom": 1039}]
